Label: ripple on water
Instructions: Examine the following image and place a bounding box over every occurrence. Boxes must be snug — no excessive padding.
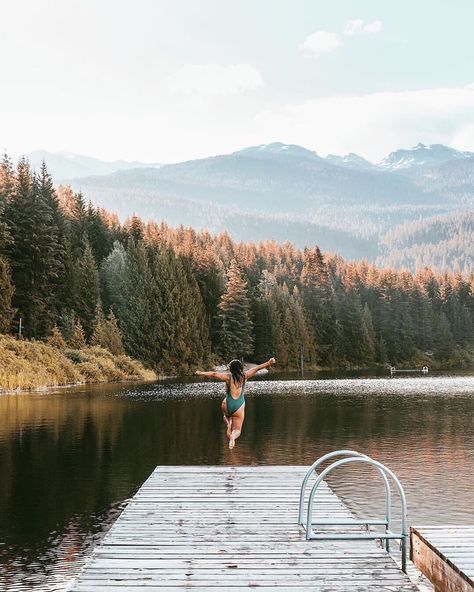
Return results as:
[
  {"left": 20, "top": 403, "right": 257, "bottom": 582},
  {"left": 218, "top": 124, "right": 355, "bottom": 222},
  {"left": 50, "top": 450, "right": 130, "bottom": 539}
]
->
[{"left": 117, "top": 375, "right": 474, "bottom": 400}]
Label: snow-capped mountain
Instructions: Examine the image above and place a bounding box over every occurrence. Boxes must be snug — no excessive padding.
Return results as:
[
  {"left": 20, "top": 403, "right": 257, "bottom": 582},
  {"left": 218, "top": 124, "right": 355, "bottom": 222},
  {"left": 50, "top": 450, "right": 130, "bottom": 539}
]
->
[
  {"left": 325, "top": 153, "right": 375, "bottom": 170},
  {"left": 378, "top": 143, "right": 473, "bottom": 171},
  {"left": 236, "top": 142, "right": 322, "bottom": 162}
]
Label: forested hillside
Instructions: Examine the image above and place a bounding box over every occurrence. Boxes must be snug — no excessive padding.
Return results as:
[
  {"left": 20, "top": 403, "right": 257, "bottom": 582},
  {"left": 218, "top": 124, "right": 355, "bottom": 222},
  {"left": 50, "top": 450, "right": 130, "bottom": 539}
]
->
[
  {"left": 65, "top": 142, "right": 474, "bottom": 272},
  {"left": 377, "top": 211, "right": 474, "bottom": 274},
  {"left": 1, "top": 154, "right": 473, "bottom": 374}
]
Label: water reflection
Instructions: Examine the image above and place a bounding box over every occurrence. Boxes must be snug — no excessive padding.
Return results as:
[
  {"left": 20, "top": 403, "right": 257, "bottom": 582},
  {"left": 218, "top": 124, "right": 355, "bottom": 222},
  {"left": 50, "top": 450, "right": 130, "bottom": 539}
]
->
[{"left": 0, "top": 375, "right": 473, "bottom": 590}]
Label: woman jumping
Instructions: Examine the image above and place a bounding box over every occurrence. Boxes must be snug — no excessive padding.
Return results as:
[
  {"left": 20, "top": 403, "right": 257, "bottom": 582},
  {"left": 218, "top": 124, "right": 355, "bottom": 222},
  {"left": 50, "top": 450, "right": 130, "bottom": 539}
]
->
[{"left": 196, "top": 357, "right": 276, "bottom": 449}]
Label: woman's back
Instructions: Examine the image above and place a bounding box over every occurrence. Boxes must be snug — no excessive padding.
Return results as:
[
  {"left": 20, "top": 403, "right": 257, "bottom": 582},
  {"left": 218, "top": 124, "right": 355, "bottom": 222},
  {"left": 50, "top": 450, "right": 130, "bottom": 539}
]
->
[{"left": 227, "top": 376, "right": 246, "bottom": 399}]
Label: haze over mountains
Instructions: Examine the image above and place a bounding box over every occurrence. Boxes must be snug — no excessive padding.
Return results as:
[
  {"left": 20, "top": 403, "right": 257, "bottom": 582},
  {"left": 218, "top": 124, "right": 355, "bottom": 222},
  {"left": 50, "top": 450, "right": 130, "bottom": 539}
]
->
[
  {"left": 25, "top": 150, "right": 161, "bottom": 180},
  {"left": 31, "top": 143, "right": 474, "bottom": 273}
]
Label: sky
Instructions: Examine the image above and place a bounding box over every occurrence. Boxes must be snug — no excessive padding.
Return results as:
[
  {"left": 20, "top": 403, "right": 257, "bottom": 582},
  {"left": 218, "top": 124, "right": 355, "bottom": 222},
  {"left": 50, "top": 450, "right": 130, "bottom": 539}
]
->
[{"left": 1, "top": 0, "right": 474, "bottom": 163}]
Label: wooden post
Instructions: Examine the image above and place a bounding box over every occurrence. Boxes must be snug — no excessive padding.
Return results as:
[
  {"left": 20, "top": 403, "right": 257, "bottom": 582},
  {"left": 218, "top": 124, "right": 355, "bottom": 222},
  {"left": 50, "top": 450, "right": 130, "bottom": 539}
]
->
[{"left": 411, "top": 526, "right": 474, "bottom": 592}]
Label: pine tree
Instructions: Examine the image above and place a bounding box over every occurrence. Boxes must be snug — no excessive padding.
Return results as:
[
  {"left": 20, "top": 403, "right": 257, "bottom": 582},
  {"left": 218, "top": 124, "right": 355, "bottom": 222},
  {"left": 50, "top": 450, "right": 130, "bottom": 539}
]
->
[
  {"left": 335, "top": 291, "right": 376, "bottom": 366},
  {"left": 0, "top": 256, "right": 14, "bottom": 333},
  {"left": 74, "top": 243, "right": 100, "bottom": 339},
  {"left": 164, "top": 253, "right": 211, "bottom": 372},
  {"left": 120, "top": 240, "right": 161, "bottom": 367},
  {"left": 301, "top": 246, "right": 337, "bottom": 366},
  {"left": 4, "top": 159, "right": 63, "bottom": 337},
  {"left": 0, "top": 153, "right": 14, "bottom": 251},
  {"left": 104, "top": 310, "right": 125, "bottom": 355},
  {"left": 281, "top": 287, "right": 316, "bottom": 370},
  {"left": 252, "top": 271, "right": 282, "bottom": 363},
  {"left": 0, "top": 156, "right": 14, "bottom": 334},
  {"left": 47, "top": 325, "right": 66, "bottom": 349},
  {"left": 60, "top": 189, "right": 88, "bottom": 259},
  {"left": 100, "top": 241, "right": 127, "bottom": 318},
  {"left": 85, "top": 202, "right": 113, "bottom": 263},
  {"left": 218, "top": 259, "right": 254, "bottom": 360},
  {"left": 377, "top": 335, "right": 388, "bottom": 364},
  {"left": 361, "top": 303, "right": 376, "bottom": 363},
  {"left": 412, "top": 289, "right": 434, "bottom": 352},
  {"left": 91, "top": 306, "right": 125, "bottom": 355},
  {"left": 58, "top": 309, "right": 76, "bottom": 343},
  {"left": 125, "top": 215, "right": 144, "bottom": 242},
  {"left": 69, "top": 321, "right": 87, "bottom": 349},
  {"left": 90, "top": 303, "right": 106, "bottom": 347},
  {"left": 37, "top": 161, "right": 66, "bottom": 322},
  {"left": 434, "top": 312, "right": 455, "bottom": 359},
  {"left": 253, "top": 297, "right": 278, "bottom": 362}
]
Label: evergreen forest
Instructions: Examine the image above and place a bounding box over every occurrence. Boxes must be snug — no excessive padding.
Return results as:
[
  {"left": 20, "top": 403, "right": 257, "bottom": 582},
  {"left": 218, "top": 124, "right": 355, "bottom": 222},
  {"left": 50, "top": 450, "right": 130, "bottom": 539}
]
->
[{"left": 1, "top": 155, "right": 473, "bottom": 375}]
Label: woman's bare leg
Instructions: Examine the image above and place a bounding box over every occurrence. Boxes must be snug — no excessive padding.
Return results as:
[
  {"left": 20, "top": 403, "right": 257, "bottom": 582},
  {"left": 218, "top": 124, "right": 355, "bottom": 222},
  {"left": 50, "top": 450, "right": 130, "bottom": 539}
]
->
[
  {"left": 229, "top": 405, "right": 245, "bottom": 449},
  {"left": 221, "top": 399, "right": 232, "bottom": 439}
]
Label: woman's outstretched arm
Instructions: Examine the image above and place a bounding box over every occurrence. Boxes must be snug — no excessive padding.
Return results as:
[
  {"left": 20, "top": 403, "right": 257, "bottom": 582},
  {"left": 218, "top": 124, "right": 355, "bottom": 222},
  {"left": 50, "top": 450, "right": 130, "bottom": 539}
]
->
[
  {"left": 245, "top": 357, "right": 276, "bottom": 380},
  {"left": 195, "top": 370, "right": 229, "bottom": 382}
]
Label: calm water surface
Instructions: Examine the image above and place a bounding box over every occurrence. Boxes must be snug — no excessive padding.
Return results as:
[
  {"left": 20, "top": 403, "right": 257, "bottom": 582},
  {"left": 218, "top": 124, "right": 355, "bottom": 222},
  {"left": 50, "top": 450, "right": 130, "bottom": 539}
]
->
[{"left": 0, "top": 371, "right": 473, "bottom": 590}]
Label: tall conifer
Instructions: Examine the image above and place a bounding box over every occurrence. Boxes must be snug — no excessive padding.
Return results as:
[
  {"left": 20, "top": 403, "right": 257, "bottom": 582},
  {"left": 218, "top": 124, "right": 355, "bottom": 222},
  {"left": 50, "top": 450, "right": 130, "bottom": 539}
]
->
[
  {"left": 301, "top": 246, "right": 337, "bottom": 366},
  {"left": 218, "top": 259, "right": 254, "bottom": 360},
  {"left": 4, "top": 159, "right": 62, "bottom": 337},
  {"left": 74, "top": 243, "right": 100, "bottom": 338},
  {"left": 0, "top": 257, "right": 14, "bottom": 332},
  {"left": 121, "top": 240, "right": 161, "bottom": 367}
]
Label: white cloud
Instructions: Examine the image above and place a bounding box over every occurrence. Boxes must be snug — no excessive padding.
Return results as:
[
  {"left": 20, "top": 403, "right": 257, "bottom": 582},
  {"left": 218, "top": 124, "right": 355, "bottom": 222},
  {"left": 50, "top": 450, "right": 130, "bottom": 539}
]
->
[
  {"left": 166, "top": 63, "right": 264, "bottom": 95},
  {"left": 344, "top": 19, "right": 382, "bottom": 36},
  {"left": 344, "top": 19, "right": 364, "bottom": 36},
  {"left": 299, "top": 31, "right": 343, "bottom": 57},
  {"left": 364, "top": 20, "right": 382, "bottom": 33},
  {"left": 254, "top": 85, "right": 474, "bottom": 161}
]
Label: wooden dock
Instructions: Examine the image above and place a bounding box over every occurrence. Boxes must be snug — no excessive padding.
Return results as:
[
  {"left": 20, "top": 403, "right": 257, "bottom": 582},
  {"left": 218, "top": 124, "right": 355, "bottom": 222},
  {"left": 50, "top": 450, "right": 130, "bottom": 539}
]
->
[
  {"left": 411, "top": 526, "right": 474, "bottom": 592},
  {"left": 69, "top": 466, "right": 420, "bottom": 591}
]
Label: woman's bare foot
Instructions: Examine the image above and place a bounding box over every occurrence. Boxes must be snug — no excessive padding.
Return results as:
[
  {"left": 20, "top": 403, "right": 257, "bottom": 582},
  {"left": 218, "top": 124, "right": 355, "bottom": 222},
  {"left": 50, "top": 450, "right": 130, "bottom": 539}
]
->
[{"left": 229, "top": 429, "right": 240, "bottom": 450}]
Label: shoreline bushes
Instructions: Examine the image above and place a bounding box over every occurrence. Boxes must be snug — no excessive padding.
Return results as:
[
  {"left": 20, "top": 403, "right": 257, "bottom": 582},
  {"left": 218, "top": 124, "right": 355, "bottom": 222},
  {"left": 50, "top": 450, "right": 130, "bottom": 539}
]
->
[{"left": 0, "top": 334, "right": 156, "bottom": 392}]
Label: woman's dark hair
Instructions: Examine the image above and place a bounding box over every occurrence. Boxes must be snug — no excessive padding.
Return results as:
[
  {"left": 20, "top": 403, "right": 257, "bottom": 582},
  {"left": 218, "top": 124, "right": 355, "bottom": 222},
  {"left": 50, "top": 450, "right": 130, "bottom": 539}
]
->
[{"left": 228, "top": 359, "right": 245, "bottom": 386}]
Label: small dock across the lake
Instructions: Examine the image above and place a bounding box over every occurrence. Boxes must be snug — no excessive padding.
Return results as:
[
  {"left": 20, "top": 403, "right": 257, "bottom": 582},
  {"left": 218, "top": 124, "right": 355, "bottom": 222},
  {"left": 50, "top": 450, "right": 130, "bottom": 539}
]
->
[
  {"left": 68, "top": 465, "right": 420, "bottom": 591},
  {"left": 411, "top": 526, "right": 474, "bottom": 591}
]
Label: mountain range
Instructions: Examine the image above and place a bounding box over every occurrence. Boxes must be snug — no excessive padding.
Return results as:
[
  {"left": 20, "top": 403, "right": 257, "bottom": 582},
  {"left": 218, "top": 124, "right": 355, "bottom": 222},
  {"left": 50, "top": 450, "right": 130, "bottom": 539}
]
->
[
  {"left": 25, "top": 142, "right": 474, "bottom": 178},
  {"left": 24, "top": 150, "right": 160, "bottom": 180},
  {"left": 29, "top": 143, "right": 474, "bottom": 273}
]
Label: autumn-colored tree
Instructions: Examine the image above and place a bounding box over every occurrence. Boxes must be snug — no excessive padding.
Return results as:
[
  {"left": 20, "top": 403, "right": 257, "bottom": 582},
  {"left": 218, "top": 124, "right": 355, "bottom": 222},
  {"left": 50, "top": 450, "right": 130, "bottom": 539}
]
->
[
  {"left": 47, "top": 325, "right": 66, "bottom": 349},
  {"left": 69, "top": 321, "right": 87, "bottom": 349},
  {"left": 91, "top": 306, "right": 125, "bottom": 355}
]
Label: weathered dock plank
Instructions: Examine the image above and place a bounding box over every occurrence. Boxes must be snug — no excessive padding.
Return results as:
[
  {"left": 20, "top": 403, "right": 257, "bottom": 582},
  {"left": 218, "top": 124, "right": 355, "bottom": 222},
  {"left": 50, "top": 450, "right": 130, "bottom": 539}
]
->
[
  {"left": 68, "top": 466, "right": 419, "bottom": 591},
  {"left": 411, "top": 526, "right": 474, "bottom": 592}
]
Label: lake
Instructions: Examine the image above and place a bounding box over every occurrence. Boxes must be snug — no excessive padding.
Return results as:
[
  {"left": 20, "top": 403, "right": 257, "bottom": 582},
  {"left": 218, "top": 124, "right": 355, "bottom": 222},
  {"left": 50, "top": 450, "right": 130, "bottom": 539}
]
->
[{"left": 0, "top": 371, "right": 473, "bottom": 591}]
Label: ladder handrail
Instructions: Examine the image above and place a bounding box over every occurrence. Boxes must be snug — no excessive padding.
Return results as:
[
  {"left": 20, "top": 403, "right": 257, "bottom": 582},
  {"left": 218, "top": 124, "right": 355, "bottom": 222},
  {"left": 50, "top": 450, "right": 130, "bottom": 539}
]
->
[
  {"left": 305, "top": 456, "right": 408, "bottom": 573},
  {"left": 298, "top": 449, "right": 392, "bottom": 548}
]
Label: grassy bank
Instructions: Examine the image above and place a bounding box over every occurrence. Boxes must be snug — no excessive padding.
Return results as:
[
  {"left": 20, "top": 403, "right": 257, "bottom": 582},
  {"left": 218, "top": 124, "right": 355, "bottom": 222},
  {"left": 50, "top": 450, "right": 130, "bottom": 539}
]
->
[{"left": 0, "top": 335, "right": 156, "bottom": 392}]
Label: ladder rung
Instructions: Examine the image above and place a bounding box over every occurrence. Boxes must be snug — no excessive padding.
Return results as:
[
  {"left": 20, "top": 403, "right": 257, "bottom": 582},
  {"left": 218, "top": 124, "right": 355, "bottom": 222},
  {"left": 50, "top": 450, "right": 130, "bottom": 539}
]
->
[
  {"left": 310, "top": 520, "right": 389, "bottom": 526},
  {"left": 307, "top": 533, "right": 405, "bottom": 541}
]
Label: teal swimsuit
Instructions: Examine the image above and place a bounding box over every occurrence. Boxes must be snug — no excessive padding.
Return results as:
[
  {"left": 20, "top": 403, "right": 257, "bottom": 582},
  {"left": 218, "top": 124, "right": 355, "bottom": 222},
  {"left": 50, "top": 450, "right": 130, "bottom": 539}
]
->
[{"left": 225, "top": 380, "right": 246, "bottom": 415}]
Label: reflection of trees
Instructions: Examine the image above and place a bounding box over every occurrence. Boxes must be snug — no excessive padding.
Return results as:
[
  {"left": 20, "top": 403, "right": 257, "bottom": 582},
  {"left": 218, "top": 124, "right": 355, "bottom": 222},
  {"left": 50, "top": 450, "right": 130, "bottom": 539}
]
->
[{"left": 0, "top": 388, "right": 127, "bottom": 506}]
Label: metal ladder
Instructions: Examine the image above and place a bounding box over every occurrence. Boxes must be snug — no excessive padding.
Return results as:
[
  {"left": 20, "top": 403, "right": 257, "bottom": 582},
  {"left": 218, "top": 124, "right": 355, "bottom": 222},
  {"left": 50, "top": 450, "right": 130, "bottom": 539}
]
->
[{"left": 298, "top": 449, "right": 409, "bottom": 573}]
